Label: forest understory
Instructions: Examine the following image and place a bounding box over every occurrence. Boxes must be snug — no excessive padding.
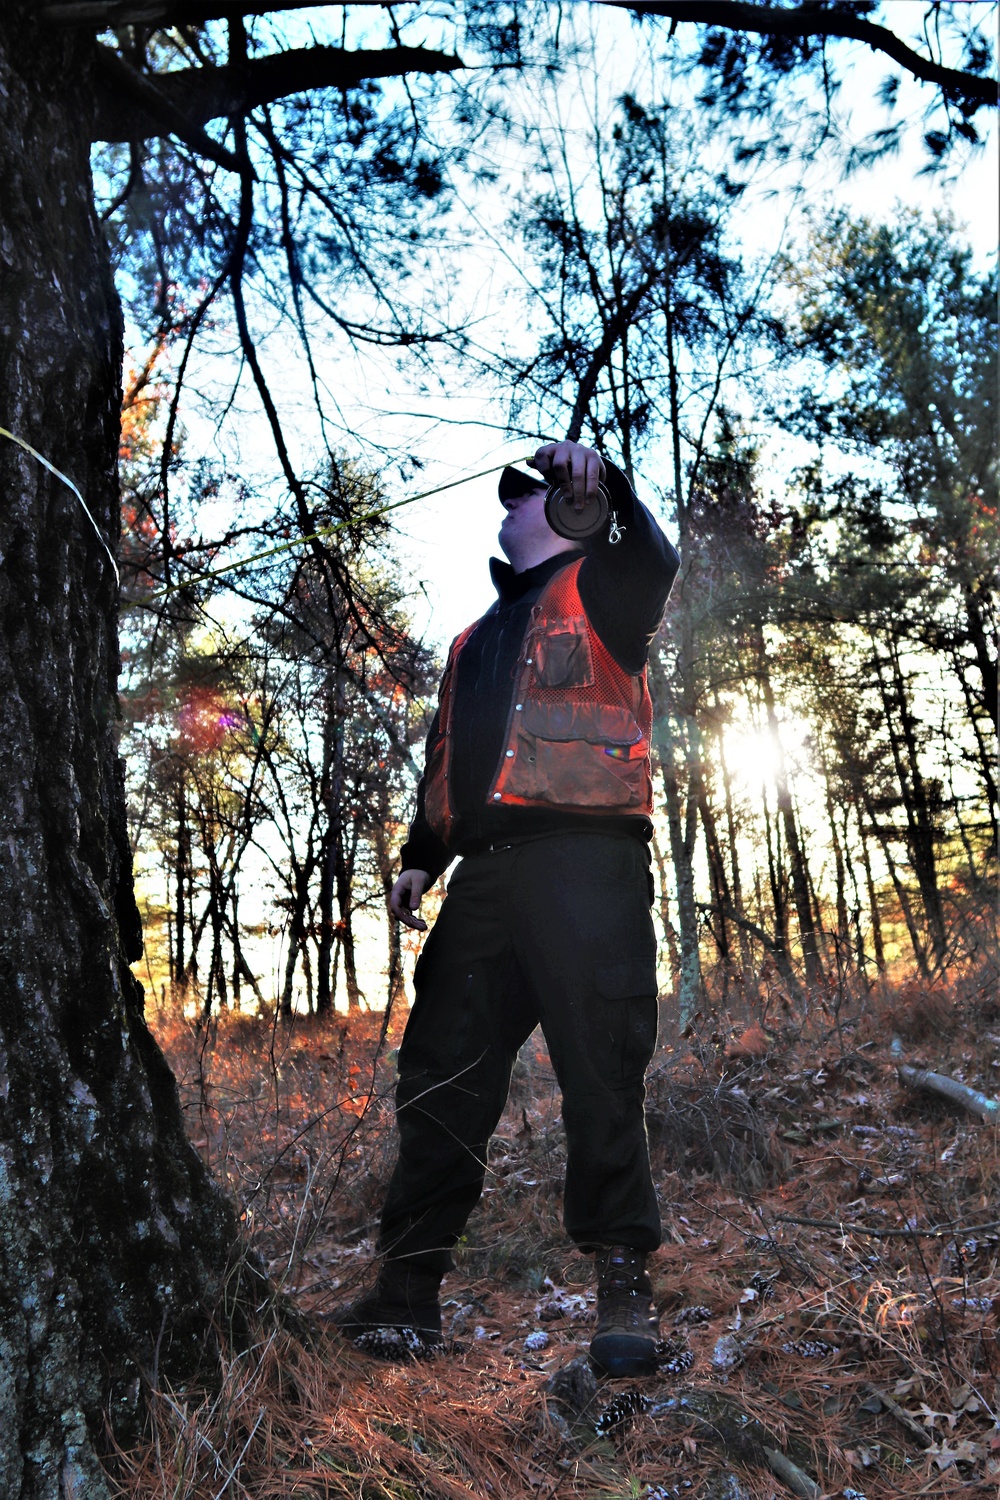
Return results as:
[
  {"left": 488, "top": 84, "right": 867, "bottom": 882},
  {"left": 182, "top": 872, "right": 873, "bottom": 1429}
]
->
[{"left": 111, "top": 964, "right": 1000, "bottom": 1500}]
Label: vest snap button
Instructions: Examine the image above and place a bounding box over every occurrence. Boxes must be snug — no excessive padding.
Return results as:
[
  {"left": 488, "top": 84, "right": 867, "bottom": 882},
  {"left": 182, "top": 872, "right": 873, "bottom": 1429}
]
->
[
  {"left": 505, "top": 749, "right": 514, "bottom": 758},
  {"left": 493, "top": 792, "right": 502, "bottom": 801},
  {"left": 515, "top": 703, "right": 522, "bottom": 711}
]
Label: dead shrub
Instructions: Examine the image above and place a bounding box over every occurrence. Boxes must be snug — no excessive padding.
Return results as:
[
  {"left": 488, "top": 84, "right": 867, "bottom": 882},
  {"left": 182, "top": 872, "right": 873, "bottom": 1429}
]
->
[
  {"left": 644, "top": 1058, "right": 776, "bottom": 1192},
  {"left": 874, "top": 979, "right": 960, "bottom": 1043}
]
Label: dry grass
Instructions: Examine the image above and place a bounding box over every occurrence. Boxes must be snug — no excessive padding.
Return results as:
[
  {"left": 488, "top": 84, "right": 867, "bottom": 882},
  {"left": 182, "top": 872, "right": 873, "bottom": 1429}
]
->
[{"left": 109, "top": 964, "right": 1000, "bottom": 1499}]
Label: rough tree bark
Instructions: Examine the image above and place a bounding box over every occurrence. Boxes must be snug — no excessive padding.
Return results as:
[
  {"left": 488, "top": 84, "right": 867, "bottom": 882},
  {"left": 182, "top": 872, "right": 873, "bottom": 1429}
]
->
[{"left": 0, "top": 10, "right": 246, "bottom": 1495}]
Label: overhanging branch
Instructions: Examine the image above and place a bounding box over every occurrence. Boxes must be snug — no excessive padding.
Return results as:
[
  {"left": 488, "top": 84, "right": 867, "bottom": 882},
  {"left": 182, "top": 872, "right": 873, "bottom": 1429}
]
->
[
  {"left": 93, "top": 46, "right": 245, "bottom": 168},
  {"left": 598, "top": 1, "right": 997, "bottom": 114},
  {"left": 92, "top": 41, "right": 465, "bottom": 144},
  {"left": 48, "top": 1, "right": 354, "bottom": 24}
]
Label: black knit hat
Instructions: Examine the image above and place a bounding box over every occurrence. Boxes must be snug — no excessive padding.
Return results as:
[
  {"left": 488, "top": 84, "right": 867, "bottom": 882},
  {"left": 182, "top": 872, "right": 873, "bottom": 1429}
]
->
[{"left": 498, "top": 465, "right": 546, "bottom": 501}]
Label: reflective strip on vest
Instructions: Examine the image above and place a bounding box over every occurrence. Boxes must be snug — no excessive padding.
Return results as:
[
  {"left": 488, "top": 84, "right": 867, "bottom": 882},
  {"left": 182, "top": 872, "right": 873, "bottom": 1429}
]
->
[{"left": 424, "top": 558, "right": 652, "bottom": 844}]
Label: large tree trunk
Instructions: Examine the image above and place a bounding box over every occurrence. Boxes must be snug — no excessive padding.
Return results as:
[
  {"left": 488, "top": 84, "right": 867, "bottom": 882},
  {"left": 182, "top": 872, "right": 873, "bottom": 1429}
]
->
[{"left": 0, "top": 11, "right": 244, "bottom": 1494}]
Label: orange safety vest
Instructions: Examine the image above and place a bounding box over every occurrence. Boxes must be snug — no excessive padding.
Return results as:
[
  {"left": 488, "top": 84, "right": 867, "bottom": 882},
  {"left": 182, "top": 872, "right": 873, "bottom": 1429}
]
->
[{"left": 424, "top": 557, "right": 653, "bottom": 845}]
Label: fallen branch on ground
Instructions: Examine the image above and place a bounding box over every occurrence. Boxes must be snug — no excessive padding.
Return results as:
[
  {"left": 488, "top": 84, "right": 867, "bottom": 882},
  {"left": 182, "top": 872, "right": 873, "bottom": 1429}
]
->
[
  {"left": 763, "top": 1446, "right": 821, "bottom": 1499},
  {"left": 862, "top": 1382, "right": 934, "bottom": 1450},
  {"left": 896, "top": 1063, "right": 1000, "bottom": 1123},
  {"left": 772, "top": 1212, "right": 1000, "bottom": 1239}
]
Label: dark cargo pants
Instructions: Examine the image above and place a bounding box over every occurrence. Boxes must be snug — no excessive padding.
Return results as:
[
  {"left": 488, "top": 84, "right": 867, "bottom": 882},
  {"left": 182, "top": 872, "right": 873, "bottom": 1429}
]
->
[{"left": 378, "top": 832, "right": 661, "bottom": 1276}]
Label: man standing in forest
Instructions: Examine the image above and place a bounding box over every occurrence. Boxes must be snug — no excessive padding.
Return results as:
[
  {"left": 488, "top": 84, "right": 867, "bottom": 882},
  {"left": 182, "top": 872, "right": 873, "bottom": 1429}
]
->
[{"left": 339, "top": 439, "right": 679, "bottom": 1375}]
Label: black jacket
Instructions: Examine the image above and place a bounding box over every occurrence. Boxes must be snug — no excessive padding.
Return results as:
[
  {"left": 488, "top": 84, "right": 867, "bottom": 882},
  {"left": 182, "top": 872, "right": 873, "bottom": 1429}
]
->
[{"left": 400, "top": 462, "right": 679, "bottom": 884}]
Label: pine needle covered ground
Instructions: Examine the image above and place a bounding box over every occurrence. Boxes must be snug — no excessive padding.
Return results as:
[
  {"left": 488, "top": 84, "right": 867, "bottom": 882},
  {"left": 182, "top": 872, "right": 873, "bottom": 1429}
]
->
[{"left": 111, "top": 969, "right": 1000, "bottom": 1499}]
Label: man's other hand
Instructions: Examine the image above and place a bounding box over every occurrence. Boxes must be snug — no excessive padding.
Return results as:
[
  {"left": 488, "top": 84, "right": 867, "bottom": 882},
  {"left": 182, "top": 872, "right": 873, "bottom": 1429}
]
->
[
  {"left": 390, "top": 869, "right": 430, "bottom": 931},
  {"left": 531, "top": 441, "right": 606, "bottom": 511}
]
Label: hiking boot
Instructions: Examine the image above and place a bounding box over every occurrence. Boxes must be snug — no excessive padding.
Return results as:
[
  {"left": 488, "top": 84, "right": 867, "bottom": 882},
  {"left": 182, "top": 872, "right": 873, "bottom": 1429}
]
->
[
  {"left": 335, "top": 1259, "right": 443, "bottom": 1359},
  {"left": 589, "top": 1246, "right": 660, "bottom": 1377}
]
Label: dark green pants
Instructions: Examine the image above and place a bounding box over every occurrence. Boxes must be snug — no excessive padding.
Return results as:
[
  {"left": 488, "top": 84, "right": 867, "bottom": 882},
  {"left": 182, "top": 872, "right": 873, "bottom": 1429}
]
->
[{"left": 379, "top": 832, "right": 661, "bottom": 1276}]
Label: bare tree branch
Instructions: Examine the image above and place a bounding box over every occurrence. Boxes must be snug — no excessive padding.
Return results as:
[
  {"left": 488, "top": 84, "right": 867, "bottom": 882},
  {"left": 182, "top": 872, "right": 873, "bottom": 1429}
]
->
[
  {"left": 598, "top": 1, "right": 997, "bottom": 113},
  {"left": 92, "top": 41, "right": 464, "bottom": 144},
  {"left": 698, "top": 899, "right": 807, "bottom": 1004},
  {"left": 48, "top": 0, "right": 370, "bottom": 24},
  {"left": 93, "top": 45, "right": 246, "bottom": 167}
]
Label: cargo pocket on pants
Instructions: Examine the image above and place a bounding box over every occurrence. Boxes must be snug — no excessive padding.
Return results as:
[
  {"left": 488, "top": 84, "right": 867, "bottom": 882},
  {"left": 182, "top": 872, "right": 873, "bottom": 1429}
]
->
[
  {"left": 594, "top": 957, "right": 658, "bottom": 1084},
  {"left": 401, "top": 952, "right": 486, "bottom": 1077}
]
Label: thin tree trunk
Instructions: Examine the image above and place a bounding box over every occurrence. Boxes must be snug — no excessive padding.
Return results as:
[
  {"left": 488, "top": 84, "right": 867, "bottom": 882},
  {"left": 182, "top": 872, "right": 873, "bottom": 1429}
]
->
[
  {"left": 175, "top": 778, "right": 188, "bottom": 985},
  {"left": 317, "top": 668, "right": 345, "bottom": 1013},
  {"left": 822, "top": 761, "right": 850, "bottom": 957},
  {"left": 855, "top": 795, "right": 886, "bottom": 972},
  {"left": 800, "top": 810, "right": 830, "bottom": 969},
  {"left": 869, "top": 630, "right": 946, "bottom": 964},
  {"left": 336, "top": 822, "right": 364, "bottom": 1010},
  {"left": 279, "top": 872, "right": 310, "bottom": 1017},
  {"left": 757, "top": 642, "right": 823, "bottom": 985},
  {"left": 212, "top": 862, "right": 228, "bottom": 1011},
  {"left": 225, "top": 892, "right": 264, "bottom": 1009},
  {"left": 373, "top": 813, "right": 403, "bottom": 1006},
  {"left": 231, "top": 888, "right": 241, "bottom": 1007},
  {"left": 656, "top": 725, "right": 702, "bottom": 1020},
  {"left": 961, "top": 579, "right": 999, "bottom": 735},
  {"left": 281, "top": 832, "right": 318, "bottom": 1017},
  {"left": 698, "top": 786, "right": 733, "bottom": 987},
  {"left": 650, "top": 825, "right": 681, "bottom": 987},
  {"left": 949, "top": 644, "right": 999, "bottom": 851},
  {"left": 316, "top": 824, "right": 337, "bottom": 1013},
  {"left": 762, "top": 783, "right": 788, "bottom": 959},
  {"left": 887, "top": 634, "right": 947, "bottom": 961},
  {"left": 657, "top": 265, "right": 702, "bottom": 1019},
  {"left": 941, "top": 715, "right": 982, "bottom": 892},
  {"left": 302, "top": 937, "right": 314, "bottom": 1014},
  {"left": 841, "top": 805, "right": 869, "bottom": 981},
  {"left": 715, "top": 697, "right": 753, "bottom": 983},
  {"left": 864, "top": 791, "right": 929, "bottom": 978},
  {"left": 331, "top": 931, "right": 341, "bottom": 1013},
  {"left": 187, "top": 857, "right": 199, "bottom": 983}
]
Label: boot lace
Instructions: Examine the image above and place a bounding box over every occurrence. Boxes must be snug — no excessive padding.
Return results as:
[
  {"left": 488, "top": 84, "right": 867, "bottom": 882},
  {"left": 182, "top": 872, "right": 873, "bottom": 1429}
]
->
[{"left": 595, "top": 1246, "right": 651, "bottom": 1299}]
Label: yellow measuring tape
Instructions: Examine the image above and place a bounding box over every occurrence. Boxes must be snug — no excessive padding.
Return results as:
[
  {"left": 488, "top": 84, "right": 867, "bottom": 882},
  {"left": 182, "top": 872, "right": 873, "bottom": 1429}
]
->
[
  {"left": 0, "top": 423, "right": 120, "bottom": 586},
  {"left": 0, "top": 425, "right": 538, "bottom": 603},
  {"left": 140, "top": 455, "right": 537, "bottom": 603}
]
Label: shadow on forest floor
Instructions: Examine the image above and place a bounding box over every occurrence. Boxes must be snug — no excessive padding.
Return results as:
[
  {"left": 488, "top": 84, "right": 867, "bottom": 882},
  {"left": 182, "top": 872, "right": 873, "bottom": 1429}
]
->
[{"left": 111, "top": 965, "right": 1000, "bottom": 1498}]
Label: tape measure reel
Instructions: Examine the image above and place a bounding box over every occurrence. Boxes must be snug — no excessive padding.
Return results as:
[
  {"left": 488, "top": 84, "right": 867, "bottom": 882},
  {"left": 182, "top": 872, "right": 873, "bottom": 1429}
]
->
[{"left": 544, "top": 480, "right": 611, "bottom": 540}]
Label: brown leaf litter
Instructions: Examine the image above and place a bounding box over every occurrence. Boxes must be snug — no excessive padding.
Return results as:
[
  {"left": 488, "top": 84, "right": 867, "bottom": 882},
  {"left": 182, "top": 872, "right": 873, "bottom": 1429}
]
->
[{"left": 109, "top": 971, "right": 1000, "bottom": 1498}]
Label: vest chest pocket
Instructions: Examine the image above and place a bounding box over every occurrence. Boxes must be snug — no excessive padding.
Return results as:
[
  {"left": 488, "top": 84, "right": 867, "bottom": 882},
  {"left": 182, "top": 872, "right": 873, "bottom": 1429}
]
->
[
  {"left": 506, "top": 701, "right": 647, "bottom": 808},
  {"left": 531, "top": 616, "right": 593, "bottom": 688}
]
